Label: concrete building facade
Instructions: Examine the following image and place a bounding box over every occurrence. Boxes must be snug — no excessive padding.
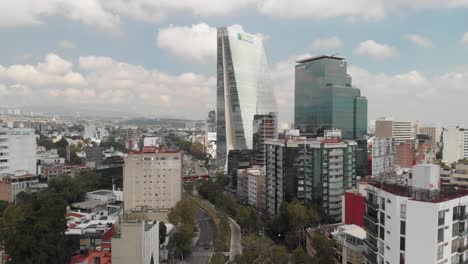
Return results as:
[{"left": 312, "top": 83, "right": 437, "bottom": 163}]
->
[
  {"left": 112, "top": 221, "right": 160, "bottom": 264},
  {"left": 442, "top": 126, "right": 468, "bottom": 163},
  {"left": 123, "top": 148, "right": 182, "bottom": 212},
  {"left": 0, "top": 172, "right": 39, "bottom": 202},
  {"left": 420, "top": 127, "right": 442, "bottom": 146},
  {"left": 375, "top": 118, "right": 412, "bottom": 145},
  {"left": 0, "top": 127, "right": 36, "bottom": 175},
  {"left": 364, "top": 164, "right": 468, "bottom": 264}
]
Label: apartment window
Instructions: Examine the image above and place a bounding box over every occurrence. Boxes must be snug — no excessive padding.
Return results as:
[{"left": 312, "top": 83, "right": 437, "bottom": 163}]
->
[
  {"left": 438, "top": 210, "right": 445, "bottom": 226},
  {"left": 380, "top": 226, "right": 385, "bottom": 240},
  {"left": 400, "top": 237, "right": 405, "bottom": 251},
  {"left": 381, "top": 197, "right": 386, "bottom": 211},
  {"left": 437, "top": 244, "right": 443, "bottom": 260},
  {"left": 400, "top": 204, "right": 406, "bottom": 219},
  {"left": 400, "top": 221, "right": 406, "bottom": 235},
  {"left": 438, "top": 227, "right": 444, "bottom": 243},
  {"left": 380, "top": 212, "right": 385, "bottom": 225}
]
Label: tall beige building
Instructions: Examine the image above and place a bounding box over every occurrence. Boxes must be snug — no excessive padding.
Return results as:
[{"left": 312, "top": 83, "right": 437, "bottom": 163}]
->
[
  {"left": 112, "top": 220, "right": 160, "bottom": 264},
  {"left": 375, "top": 118, "right": 411, "bottom": 145},
  {"left": 420, "top": 126, "right": 441, "bottom": 145},
  {"left": 124, "top": 148, "right": 182, "bottom": 212}
]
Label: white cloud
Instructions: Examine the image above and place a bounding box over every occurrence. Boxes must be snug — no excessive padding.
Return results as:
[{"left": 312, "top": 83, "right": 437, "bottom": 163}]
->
[
  {"left": 156, "top": 23, "right": 266, "bottom": 63},
  {"left": 258, "top": 0, "right": 468, "bottom": 20},
  {"left": 258, "top": 0, "right": 386, "bottom": 20},
  {"left": 354, "top": 40, "right": 399, "bottom": 59},
  {"left": 311, "top": 36, "right": 342, "bottom": 51},
  {"left": 2, "top": 0, "right": 468, "bottom": 33},
  {"left": 403, "top": 34, "right": 433, "bottom": 48},
  {"left": 0, "top": 0, "right": 120, "bottom": 32},
  {"left": 0, "top": 53, "right": 216, "bottom": 118},
  {"left": 462, "top": 32, "right": 468, "bottom": 45},
  {"left": 59, "top": 40, "right": 76, "bottom": 49},
  {"left": 156, "top": 23, "right": 217, "bottom": 63}
]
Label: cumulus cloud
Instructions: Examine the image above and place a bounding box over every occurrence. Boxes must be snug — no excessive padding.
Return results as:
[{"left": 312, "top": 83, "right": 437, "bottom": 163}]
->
[
  {"left": 156, "top": 23, "right": 217, "bottom": 63},
  {"left": 403, "top": 34, "right": 433, "bottom": 48},
  {"left": 3, "top": 0, "right": 468, "bottom": 33},
  {"left": 267, "top": 52, "right": 468, "bottom": 125},
  {"left": 462, "top": 32, "right": 468, "bottom": 45},
  {"left": 257, "top": 0, "right": 468, "bottom": 20},
  {"left": 156, "top": 23, "right": 266, "bottom": 63},
  {"left": 0, "top": 53, "right": 215, "bottom": 118},
  {"left": 311, "top": 36, "right": 342, "bottom": 51},
  {"left": 349, "top": 65, "right": 468, "bottom": 124},
  {"left": 354, "top": 40, "right": 399, "bottom": 59},
  {"left": 0, "top": 0, "right": 120, "bottom": 32}
]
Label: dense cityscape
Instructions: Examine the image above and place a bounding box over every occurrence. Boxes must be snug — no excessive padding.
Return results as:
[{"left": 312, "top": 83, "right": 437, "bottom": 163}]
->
[{"left": 0, "top": 2, "right": 468, "bottom": 264}]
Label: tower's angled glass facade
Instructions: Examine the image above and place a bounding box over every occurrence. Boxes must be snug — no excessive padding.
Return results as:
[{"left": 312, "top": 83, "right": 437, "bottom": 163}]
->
[
  {"left": 294, "top": 56, "right": 367, "bottom": 139},
  {"left": 216, "top": 26, "right": 276, "bottom": 169}
]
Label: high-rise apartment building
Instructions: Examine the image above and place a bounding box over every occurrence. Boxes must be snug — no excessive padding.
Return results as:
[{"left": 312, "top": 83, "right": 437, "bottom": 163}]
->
[
  {"left": 375, "top": 118, "right": 412, "bottom": 145},
  {"left": 442, "top": 126, "right": 468, "bottom": 163},
  {"left": 420, "top": 126, "right": 442, "bottom": 146},
  {"left": 206, "top": 110, "right": 216, "bottom": 133},
  {"left": 364, "top": 164, "right": 468, "bottom": 264},
  {"left": 0, "top": 127, "right": 36, "bottom": 175},
  {"left": 371, "top": 138, "right": 395, "bottom": 177},
  {"left": 294, "top": 55, "right": 367, "bottom": 139},
  {"left": 123, "top": 148, "right": 182, "bottom": 212},
  {"left": 296, "top": 138, "right": 357, "bottom": 222},
  {"left": 216, "top": 26, "right": 276, "bottom": 169},
  {"left": 265, "top": 138, "right": 301, "bottom": 216},
  {"left": 265, "top": 135, "right": 357, "bottom": 222},
  {"left": 253, "top": 112, "right": 278, "bottom": 166}
]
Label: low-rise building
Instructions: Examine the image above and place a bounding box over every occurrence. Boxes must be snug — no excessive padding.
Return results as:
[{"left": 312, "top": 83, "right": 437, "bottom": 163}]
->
[
  {"left": 0, "top": 172, "right": 39, "bottom": 202},
  {"left": 333, "top": 224, "right": 366, "bottom": 264}
]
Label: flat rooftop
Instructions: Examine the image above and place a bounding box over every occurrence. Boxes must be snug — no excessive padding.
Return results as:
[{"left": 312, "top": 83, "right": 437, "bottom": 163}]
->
[
  {"left": 368, "top": 181, "right": 468, "bottom": 203},
  {"left": 71, "top": 200, "right": 107, "bottom": 209},
  {"left": 88, "top": 190, "right": 114, "bottom": 196},
  {"left": 296, "top": 55, "right": 346, "bottom": 64}
]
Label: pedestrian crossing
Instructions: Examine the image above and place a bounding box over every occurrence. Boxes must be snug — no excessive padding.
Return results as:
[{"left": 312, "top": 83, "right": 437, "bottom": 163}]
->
[{"left": 190, "top": 251, "right": 212, "bottom": 257}]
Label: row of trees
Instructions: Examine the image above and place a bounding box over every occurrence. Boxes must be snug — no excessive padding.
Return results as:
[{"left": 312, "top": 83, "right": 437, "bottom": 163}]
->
[
  {"left": 167, "top": 199, "right": 197, "bottom": 260},
  {"left": 0, "top": 171, "right": 101, "bottom": 264}
]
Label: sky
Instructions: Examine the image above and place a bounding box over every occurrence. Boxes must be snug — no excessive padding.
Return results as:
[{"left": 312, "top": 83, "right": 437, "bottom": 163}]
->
[{"left": 0, "top": 1, "right": 467, "bottom": 126}]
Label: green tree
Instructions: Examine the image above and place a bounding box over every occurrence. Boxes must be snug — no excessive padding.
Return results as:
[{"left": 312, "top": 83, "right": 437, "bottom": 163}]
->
[
  {"left": 236, "top": 206, "right": 258, "bottom": 233},
  {"left": 168, "top": 199, "right": 196, "bottom": 227},
  {"left": 215, "top": 192, "right": 235, "bottom": 214},
  {"left": 210, "top": 253, "right": 226, "bottom": 264},
  {"left": 184, "top": 181, "right": 194, "bottom": 193},
  {"left": 167, "top": 223, "right": 194, "bottom": 260},
  {"left": 235, "top": 235, "right": 290, "bottom": 264},
  {"left": 292, "top": 247, "right": 314, "bottom": 264},
  {"left": 311, "top": 234, "right": 335, "bottom": 264}
]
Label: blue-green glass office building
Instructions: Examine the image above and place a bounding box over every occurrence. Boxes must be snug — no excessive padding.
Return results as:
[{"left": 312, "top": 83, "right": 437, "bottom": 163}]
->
[{"left": 294, "top": 56, "right": 367, "bottom": 139}]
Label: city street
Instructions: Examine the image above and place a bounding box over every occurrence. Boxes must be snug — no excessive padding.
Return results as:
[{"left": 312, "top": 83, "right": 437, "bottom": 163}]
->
[{"left": 178, "top": 209, "right": 216, "bottom": 264}]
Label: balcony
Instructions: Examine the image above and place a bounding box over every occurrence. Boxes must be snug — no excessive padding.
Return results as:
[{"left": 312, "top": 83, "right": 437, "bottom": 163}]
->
[
  {"left": 363, "top": 237, "right": 378, "bottom": 252},
  {"left": 364, "top": 218, "right": 378, "bottom": 237},
  {"left": 366, "top": 198, "right": 379, "bottom": 210},
  {"left": 364, "top": 251, "right": 377, "bottom": 264},
  {"left": 458, "top": 244, "right": 468, "bottom": 253},
  {"left": 364, "top": 212, "right": 378, "bottom": 223}
]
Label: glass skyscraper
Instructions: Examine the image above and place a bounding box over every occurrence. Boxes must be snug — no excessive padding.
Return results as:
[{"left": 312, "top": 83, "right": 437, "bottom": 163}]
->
[
  {"left": 216, "top": 26, "right": 276, "bottom": 169},
  {"left": 294, "top": 55, "right": 367, "bottom": 139}
]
